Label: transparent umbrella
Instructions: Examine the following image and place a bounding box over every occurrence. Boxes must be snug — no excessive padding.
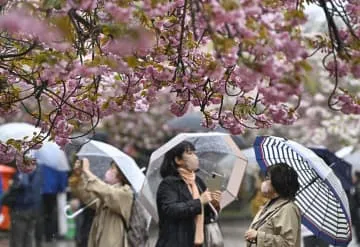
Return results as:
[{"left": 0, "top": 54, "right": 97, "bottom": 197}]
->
[
  {"left": 66, "top": 140, "right": 151, "bottom": 225},
  {"left": 166, "top": 112, "right": 247, "bottom": 148},
  {"left": 76, "top": 140, "right": 145, "bottom": 193},
  {"left": 139, "top": 132, "right": 248, "bottom": 223}
]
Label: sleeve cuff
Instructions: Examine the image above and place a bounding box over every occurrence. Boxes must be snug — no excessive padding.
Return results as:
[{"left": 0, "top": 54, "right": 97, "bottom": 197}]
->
[
  {"left": 190, "top": 199, "right": 202, "bottom": 214},
  {"left": 84, "top": 170, "right": 97, "bottom": 181},
  {"left": 83, "top": 172, "right": 98, "bottom": 190}
]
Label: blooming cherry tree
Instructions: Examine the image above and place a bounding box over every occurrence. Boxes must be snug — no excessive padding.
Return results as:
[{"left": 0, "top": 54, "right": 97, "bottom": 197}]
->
[{"left": 0, "top": 0, "right": 359, "bottom": 170}]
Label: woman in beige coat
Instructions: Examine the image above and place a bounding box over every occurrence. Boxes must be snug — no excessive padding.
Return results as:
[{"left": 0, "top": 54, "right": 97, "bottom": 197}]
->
[
  {"left": 245, "top": 163, "right": 301, "bottom": 247},
  {"left": 69, "top": 158, "right": 133, "bottom": 247}
]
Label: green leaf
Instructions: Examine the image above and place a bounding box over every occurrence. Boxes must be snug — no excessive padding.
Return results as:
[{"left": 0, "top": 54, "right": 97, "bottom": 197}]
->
[
  {"left": 43, "top": 0, "right": 64, "bottom": 10},
  {"left": 303, "top": 74, "right": 318, "bottom": 95},
  {"left": 221, "top": 0, "right": 239, "bottom": 11},
  {"left": 101, "top": 24, "right": 127, "bottom": 38},
  {"left": 298, "top": 60, "right": 313, "bottom": 72},
  {"left": 51, "top": 16, "right": 74, "bottom": 42},
  {"left": 125, "top": 56, "right": 139, "bottom": 68}
]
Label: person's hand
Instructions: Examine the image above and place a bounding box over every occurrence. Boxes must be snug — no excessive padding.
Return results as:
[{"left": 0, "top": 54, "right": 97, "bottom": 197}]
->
[
  {"left": 81, "top": 158, "right": 90, "bottom": 172},
  {"left": 211, "top": 191, "right": 222, "bottom": 203},
  {"left": 200, "top": 190, "right": 212, "bottom": 205},
  {"left": 244, "top": 229, "right": 258, "bottom": 242},
  {"left": 69, "top": 199, "right": 80, "bottom": 212}
]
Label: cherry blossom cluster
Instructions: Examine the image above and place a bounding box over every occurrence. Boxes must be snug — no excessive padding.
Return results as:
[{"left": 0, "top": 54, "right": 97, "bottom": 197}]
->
[{"left": 0, "top": 0, "right": 358, "bottom": 169}]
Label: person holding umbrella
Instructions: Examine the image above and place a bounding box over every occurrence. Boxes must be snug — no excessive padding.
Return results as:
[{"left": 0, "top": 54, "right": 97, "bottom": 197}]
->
[
  {"left": 69, "top": 158, "right": 133, "bottom": 247},
  {"left": 245, "top": 163, "right": 301, "bottom": 247},
  {"left": 155, "top": 141, "right": 222, "bottom": 247},
  {"left": 252, "top": 136, "right": 352, "bottom": 246}
]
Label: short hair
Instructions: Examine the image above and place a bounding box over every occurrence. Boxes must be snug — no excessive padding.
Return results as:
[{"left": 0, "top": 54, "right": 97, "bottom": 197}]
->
[
  {"left": 160, "top": 141, "right": 195, "bottom": 178},
  {"left": 267, "top": 163, "right": 300, "bottom": 200}
]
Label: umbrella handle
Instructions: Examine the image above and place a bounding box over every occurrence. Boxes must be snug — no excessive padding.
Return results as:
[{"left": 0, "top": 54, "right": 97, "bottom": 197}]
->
[
  {"left": 208, "top": 202, "right": 219, "bottom": 219},
  {"left": 64, "top": 199, "right": 98, "bottom": 219}
]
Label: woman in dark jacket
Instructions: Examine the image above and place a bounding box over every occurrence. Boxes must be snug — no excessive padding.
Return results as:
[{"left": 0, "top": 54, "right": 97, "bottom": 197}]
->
[{"left": 156, "top": 141, "right": 221, "bottom": 247}]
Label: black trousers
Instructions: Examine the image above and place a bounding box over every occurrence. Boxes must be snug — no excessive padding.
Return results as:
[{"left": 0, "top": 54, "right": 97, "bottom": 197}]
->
[
  {"left": 354, "top": 221, "right": 360, "bottom": 243},
  {"left": 10, "top": 209, "right": 36, "bottom": 247},
  {"left": 76, "top": 206, "right": 95, "bottom": 247},
  {"left": 43, "top": 194, "right": 58, "bottom": 242},
  {"left": 303, "top": 236, "right": 329, "bottom": 247}
]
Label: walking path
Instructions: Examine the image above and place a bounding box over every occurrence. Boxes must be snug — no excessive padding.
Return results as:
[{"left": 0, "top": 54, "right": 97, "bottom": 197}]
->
[{"left": 0, "top": 219, "right": 357, "bottom": 247}]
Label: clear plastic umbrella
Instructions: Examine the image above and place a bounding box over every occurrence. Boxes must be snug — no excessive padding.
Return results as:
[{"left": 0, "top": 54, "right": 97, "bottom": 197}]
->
[
  {"left": 139, "top": 132, "right": 248, "bottom": 222},
  {"left": 166, "top": 112, "right": 247, "bottom": 148},
  {"left": 76, "top": 140, "right": 145, "bottom": 193},
  {"left": 66, "top": 140, "right": 151, "bottom": 225}
]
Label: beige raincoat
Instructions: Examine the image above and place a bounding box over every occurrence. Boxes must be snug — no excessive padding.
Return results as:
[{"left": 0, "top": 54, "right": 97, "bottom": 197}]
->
[
  {"left": 247, "top": 198, "right": 301, "bottom": 247},
  {"left": 70, "top": 172, "right": 133, "bottom": 247}
]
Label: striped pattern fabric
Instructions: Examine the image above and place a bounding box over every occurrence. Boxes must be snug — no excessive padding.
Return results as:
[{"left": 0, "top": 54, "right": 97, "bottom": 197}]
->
[{"left": 254, "top": 136, "right": 352, "bottom": 246}]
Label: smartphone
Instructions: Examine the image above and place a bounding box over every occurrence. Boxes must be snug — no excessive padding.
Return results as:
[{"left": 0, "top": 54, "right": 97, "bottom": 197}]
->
[{"left": 206, "top": 172, "right": 224, "bottom": 191}]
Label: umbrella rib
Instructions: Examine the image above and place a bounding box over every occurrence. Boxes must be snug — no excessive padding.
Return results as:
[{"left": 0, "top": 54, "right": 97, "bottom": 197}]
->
[
  {"left": 298, "top": 177, "right": 337, "bottom": 241},
  {"left": 318, "top": 184, "right": 331, "bottom": 241},
  {"left": 257, "top": 136, "right": 351, "bottom": 244},
  {"left": 296, "top": 176, "right": 320, "bottom": 196},
  {"left": 334, "top": 199, "right": 342, "bottom": 245},
  {"left": 298, "top": 178, "right": 321, "bottom": 219}
]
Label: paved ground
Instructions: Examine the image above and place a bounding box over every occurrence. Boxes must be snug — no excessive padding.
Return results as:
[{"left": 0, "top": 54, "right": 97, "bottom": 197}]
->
[{"left": 0, "top": 219, "right": 357, "bottom": 247}]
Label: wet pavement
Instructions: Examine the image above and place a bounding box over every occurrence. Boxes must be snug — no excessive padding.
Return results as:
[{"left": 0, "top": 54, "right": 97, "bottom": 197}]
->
[{"left": 0, "top": 219, "right": 357, "bottom": 247}]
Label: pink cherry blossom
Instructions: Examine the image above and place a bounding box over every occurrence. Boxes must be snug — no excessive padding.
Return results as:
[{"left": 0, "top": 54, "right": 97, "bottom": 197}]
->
[
  {"left": 170, "top": 102, "right": 189, "bottom": 117},
  {"left": 0, "top": 0, "right": 359, "bottom": 170},
  {"left": 326, "top": 60, "right": 349, "bottom": 77},
  {"left": 351, "top": 64, "right": 360, "bottom": 78},
  {"left": 268, "top": 106, "right": 298, "bottom": 125}
]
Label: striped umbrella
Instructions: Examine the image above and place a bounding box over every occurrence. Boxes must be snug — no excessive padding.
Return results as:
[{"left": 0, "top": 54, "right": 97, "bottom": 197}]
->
[{"left": 254, "top": 136, "right": 352, "bottom": 246}]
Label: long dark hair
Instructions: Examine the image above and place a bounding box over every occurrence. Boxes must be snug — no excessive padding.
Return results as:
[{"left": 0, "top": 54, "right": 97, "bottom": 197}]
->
[
  {"left": 160, "top": 141, "right": 195, "bottom": 178},
  {"left": 267, "top": 163, "right": 300, "bottom": 200}
]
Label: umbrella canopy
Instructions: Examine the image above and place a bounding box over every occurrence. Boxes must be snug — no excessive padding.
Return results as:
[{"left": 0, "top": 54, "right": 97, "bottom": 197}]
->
[
  {"left": 0, "top": 122, "right": 70, "bottom": 171},
  {"left": 139, "top": 132, "right": 248, "bottom": 222},
  {"left": 166, "top": 112, "right": 247, "bottom": 148},
  {"left": 343, "top": 150, "right": 360, "bottom": 172},
  {"left": 254, "top": 136, "right": 352, "bottom": 246},
  {"left": 35, "top": 142, "right": 70, "bottom": 172},
  {"left": 77, "top": 140, "right": 145, "bottom": 193},
  {"left": 311, "top": 148, "right": 352, "bottom": 192},
  {"left": 0, "top": 123, "right": 42, "bottom": 142},
  {"left": 335, "top": 146, "right": 354, "bottom": 159}
]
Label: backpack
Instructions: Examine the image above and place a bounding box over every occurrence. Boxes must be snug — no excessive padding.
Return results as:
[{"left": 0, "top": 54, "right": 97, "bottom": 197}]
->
[
  {"left": 1, "top": 170, "right": 41, "bottom": 208},
  {"left": 120, "top": 193, "right": 150, "bottom": 247},
  {"left": 0, "top": 179, "right": 23, "bottom": 207}
]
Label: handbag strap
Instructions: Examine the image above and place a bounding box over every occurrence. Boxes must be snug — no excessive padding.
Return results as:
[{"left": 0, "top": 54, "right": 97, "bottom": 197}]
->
[
  {"left": 251, "top": 200, "right": 290, "bottom": 230},
  {"left": 196, "top": 181, "right": 219, "bottom": 221}
]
